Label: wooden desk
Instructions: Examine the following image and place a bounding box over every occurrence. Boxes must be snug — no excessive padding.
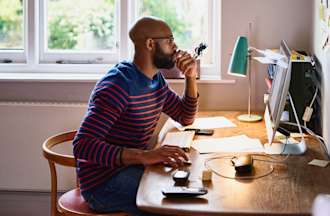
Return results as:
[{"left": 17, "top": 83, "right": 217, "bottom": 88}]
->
[{"left": 136, "top": 111, "right": 330, "bottom": 216}]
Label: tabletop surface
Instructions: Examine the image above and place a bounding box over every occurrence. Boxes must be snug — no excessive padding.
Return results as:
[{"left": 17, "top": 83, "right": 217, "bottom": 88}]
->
[{"left": 136, "top": 111, "right": 330, "bottom": 216}]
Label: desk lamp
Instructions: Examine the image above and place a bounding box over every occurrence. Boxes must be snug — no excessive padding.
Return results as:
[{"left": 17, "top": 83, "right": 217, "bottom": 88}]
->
[{"left": 228, "top": 36, "right": 262, "bottom": 122}]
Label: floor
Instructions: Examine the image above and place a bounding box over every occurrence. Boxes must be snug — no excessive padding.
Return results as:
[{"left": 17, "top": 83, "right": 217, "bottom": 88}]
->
[{"left": 0, "top": 191, "right": 51, "bottom": 216}]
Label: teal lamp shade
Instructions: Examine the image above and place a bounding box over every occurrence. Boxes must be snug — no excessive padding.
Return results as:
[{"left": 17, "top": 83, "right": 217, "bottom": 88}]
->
[{"left": 228, "top": 36, "right": 248, "bottom": 77}]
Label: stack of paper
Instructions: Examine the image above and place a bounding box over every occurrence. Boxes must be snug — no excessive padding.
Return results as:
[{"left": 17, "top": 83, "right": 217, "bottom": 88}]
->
[
  {"left": 192, "top": 135, "right": 264, "bottom": 153},
  {"left": 172, "top": 116, "right": 236, "bottom": 130},
  {"left": 253, "top": 49, "right": 288, "bottom": 68}
]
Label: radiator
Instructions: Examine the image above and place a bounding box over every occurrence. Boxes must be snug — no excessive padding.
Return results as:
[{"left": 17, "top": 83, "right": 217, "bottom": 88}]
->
[
  {"left": 0, "top": 101, "right": 87, "bottom": 191},
  {"left": 0, "top": 101, "right": 168, "bottom": 192}
]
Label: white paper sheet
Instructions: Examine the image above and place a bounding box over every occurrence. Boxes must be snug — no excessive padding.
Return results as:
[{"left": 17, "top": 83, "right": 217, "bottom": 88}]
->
[
  {"left": 253, "top": 56, "right": 288, "bottom": 68},
  {"left": 276, "top": 59, "right": 288, "bottom": 69},
  {"left": 172, "top": 116, "right": 236, "bottom": 130},
  {"left": 253, "top": 49, "right": 288, "bottom": 68},
  {"left": 192, "top": 135, "right": 264, "bottom": 153},
  {"left": 256, "top": 49, "right": 285, "bottom": 61},
  {"left": 253, "top": 57, "right": 276, "bottom": 64}
]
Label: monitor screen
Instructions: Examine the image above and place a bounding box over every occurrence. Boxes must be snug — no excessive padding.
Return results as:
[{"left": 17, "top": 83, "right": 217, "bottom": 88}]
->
[{"left": 265, "top": 40, "right": 292, "bottom": 145}]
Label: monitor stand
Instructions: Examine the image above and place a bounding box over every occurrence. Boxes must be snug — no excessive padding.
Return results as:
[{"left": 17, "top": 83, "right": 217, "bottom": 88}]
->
[
  {"left": 264, "top": 94, "right": 307, "bottom": 155},
  {"left": 264, "top": 139, "right": 306, "bottom": 155}
]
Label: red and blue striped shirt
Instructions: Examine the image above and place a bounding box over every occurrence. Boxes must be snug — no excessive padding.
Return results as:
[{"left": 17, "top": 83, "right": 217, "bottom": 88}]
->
[{"left": 73, "top": 61, "right": 198, "bottom": 192}]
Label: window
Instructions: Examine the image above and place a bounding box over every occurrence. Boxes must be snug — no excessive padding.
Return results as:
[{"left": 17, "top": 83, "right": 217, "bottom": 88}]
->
[
  {"left": 0, "top": 0, "right": 25, "bottom": 63},
  {"left": 0, "top": 0, "right": 220, "bottom": 78},
  {"left": 40, "top": 0, "right": 118, "bottom": 64}
]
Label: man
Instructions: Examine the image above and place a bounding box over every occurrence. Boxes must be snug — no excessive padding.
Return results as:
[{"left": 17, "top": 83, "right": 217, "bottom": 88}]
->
[{"left": 73, "top": 16, "right": 198, "bottom": 216}]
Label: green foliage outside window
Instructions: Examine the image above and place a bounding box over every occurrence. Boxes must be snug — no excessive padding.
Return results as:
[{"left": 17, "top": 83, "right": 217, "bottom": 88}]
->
[
  {"left": 0, "top": 0, "right": 191, "bottom": 50},
  {"left": 48, "top": 16, "right": 79, "bottom": 49},
  {"left": 0, "top": 0, "right": 23, "bottom": 48},
  {"left": 47, "top": 0, "right": 115, "bottom": 50},
  {"left": 88, "top": 9, "right": 115, "bottom": 49}
]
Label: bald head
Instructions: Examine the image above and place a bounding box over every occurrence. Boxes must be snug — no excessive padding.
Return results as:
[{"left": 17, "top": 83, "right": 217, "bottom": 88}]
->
[{"left": 129, "top": 16, "right": 172, "bottom": 45}]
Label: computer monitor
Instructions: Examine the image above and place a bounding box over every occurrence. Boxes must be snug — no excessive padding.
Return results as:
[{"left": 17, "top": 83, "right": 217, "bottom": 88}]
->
[{"left": 264, "top": 40, "right": 306, "bottom": 155}]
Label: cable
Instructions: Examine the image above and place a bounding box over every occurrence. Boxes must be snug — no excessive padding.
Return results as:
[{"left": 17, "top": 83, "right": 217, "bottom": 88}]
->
[
  {"left": 204, "top": 156, "right": 274, "bottom": 180},
  {"left": 309, "top": 87, "right": 318, "bottom": 107},
  {"left": 294, "top": 86, "right": 328, "bottom": 157},
  {"left": 288, "top": 93, "right": 305, "bottom": 141},
  {"left": 282, "top": 121, "right": 329, "bottom": 159},
  {"left": 279, "top": 136, "right": 290, "bottom": 156},
  {"left": 303, "top": 87, "right": 319, "bottom": 126},
  {"left": 287, "top": 121, "right": 328, "bottom": 157}
]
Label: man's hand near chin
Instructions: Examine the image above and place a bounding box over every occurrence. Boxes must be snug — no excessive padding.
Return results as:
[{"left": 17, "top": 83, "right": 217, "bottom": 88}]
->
[
  {"left": 174, "top": 50, "right": 198, "bottom": 99},
  {"left": 175, "top": 50, "right": 198, "bottom": 79}
]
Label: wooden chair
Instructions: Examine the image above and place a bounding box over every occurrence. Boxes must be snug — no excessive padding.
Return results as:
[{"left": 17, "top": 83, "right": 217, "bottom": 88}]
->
[{"left": 42, "top": 130, "right": 129, "bottom": 216}]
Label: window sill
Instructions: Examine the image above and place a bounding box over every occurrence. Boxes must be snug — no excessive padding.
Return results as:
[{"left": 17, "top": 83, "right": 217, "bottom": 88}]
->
[
  {"left": 0, "top": 72, "right": 236, "bottom": 84},
  {"left": 0, "top": 72, "right": 103, "bottom": 82},
  {"left": 0, "top": 64, "right": 236, "bottom": 84},
  {"left": 165, "top": 76, "right": 236, "bottom": 84}
]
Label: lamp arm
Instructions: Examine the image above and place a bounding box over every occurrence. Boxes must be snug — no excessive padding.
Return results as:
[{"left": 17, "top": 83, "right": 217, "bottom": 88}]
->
[
  {"left": 248, "top": 46, "right": 257, "bottom": 52},
  {"left": 249, "top": 46, "right": 264, "bottom": 54}
]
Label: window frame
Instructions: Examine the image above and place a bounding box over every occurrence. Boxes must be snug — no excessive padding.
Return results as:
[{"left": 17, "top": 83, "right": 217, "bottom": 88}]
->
[
  {"left": 38, "top": 0, "right": 122, "bottom": 64},
  {"left": 0, "top": 0, "right": 221, "bottom": 79}
]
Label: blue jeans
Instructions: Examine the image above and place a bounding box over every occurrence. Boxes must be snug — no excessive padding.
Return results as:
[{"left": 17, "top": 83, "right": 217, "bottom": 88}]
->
[{"left": 81, "top": 165, "right": 161, "bottom": 216}]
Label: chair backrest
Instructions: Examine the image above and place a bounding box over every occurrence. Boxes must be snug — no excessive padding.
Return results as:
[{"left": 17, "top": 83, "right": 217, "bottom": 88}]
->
[
  {"left": 42, "top": 130, "right": 77, "bottom": 216},
  {"left": 43, "top": 130, "right": 77, "bottom": 167},
  {"left": 42, "top": 131, "right": 129, "bottom": 216}
]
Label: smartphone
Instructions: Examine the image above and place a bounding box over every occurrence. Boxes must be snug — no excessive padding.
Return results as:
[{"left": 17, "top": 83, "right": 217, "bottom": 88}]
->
[{"left": 184, "top": 128, "right": 214, "bottom": 136}]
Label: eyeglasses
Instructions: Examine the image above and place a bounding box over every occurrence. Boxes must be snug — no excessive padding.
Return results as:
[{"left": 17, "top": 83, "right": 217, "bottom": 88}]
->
[{"left": 151, "top": 36, "right": 175, "bottom": 45}]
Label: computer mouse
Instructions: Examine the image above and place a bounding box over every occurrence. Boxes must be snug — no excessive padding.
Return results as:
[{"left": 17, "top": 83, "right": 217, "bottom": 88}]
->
[{"left": 231, "top": 155, "right": 254, "bottom": 173}]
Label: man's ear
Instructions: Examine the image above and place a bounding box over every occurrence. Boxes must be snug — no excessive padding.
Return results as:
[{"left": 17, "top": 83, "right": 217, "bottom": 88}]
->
[{"left": 145, "top": 38, "right": 154, "bottom": 51}]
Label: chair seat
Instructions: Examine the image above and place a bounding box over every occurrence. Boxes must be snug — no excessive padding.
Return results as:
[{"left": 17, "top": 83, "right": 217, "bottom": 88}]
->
[{"left": 58, "top": 188, "right": 129, "bottom": 216}]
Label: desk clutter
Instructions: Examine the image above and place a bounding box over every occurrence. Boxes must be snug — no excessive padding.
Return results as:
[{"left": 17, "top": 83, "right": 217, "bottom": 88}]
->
[
  {"left": 139, "top": 111, "right": 330, "bottom": 215},
  {"left": 171, "top": 116, "right": 236, "bottom": 130},
  {"left": 192, "top": 135, "right": 264, "bottom": 153},
  {"left": 159, "top": 114, "right": 329, "bottom": 201}
]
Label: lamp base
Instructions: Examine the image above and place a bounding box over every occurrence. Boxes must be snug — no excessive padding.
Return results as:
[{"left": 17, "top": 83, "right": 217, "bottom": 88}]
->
[{"left": 237, "top": 114, "right": 262, "bottom": 122}]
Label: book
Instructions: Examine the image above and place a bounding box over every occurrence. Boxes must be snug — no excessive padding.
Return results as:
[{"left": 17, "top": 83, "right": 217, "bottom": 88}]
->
[{"left": 161, "top": 131, "right": 195, "bottom": 151}]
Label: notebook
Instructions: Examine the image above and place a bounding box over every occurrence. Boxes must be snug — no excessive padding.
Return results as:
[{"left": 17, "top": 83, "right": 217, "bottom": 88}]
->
[{"left": 161, "top": 131, "right": 195, "bottom": 151}]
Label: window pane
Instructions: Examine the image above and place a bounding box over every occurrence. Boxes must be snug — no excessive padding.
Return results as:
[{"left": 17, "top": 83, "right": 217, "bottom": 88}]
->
[
  {"left": 47, "top": 0, "right": 116, "bottom": 51},
  {"left": 137, "top": 0, "right": 212, "bottom": 64},
  {"left": 0, "top": 0, "right": 24, "bottom": 50}
]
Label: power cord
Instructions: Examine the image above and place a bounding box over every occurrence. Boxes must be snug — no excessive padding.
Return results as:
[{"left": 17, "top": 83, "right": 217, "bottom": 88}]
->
[
  {"left": 203, "top": 152, "right": 292, "bottom": 180},
  {"left": 282, "top": 121, "right": 329, "bottom": 159},
  {"left": 302, "top": 87, "right": 318, "bottom": 126}
]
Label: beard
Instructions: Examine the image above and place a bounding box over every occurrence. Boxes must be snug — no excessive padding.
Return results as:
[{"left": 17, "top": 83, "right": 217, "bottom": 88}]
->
[{"left": 153, "top": 42, "right": 175, "bottom": 69}]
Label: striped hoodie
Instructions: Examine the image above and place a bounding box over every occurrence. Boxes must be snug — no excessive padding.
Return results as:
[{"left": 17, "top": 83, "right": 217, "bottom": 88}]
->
[{"left": 73, "top": 61, "right": 198, "bottom": 192}]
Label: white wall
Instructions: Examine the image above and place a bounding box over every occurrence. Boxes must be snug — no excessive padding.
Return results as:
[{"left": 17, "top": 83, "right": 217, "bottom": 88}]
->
[
  {"left": 0, "top": 0, "right": 314, "bottom": 191},
  {"left": 312, "top": 0, "right": 330, "bottom": 154}
]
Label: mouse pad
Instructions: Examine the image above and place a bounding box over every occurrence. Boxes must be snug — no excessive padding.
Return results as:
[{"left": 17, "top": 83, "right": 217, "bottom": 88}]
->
[{"left": 205, "top": 156, "right": 274, "bottom": 180}]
